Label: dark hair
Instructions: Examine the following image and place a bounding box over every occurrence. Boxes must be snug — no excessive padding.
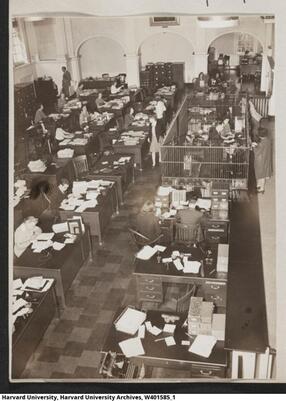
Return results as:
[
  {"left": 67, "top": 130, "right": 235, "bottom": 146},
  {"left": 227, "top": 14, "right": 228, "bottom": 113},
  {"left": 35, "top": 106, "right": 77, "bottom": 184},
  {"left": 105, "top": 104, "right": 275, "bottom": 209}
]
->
[
  {"left": 62, "top": 66, "right": 66, "bottom": 70},
  {"left": 30, "top": 180, "right": 51, "bottom": 200}
]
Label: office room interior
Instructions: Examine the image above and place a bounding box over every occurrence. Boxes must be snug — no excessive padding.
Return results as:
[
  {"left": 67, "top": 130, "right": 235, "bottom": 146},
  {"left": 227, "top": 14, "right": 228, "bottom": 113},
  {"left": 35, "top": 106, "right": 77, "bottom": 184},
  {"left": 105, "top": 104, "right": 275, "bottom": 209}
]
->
[{"left": 10, "top": 0, "right": 283, "bottom": 382}]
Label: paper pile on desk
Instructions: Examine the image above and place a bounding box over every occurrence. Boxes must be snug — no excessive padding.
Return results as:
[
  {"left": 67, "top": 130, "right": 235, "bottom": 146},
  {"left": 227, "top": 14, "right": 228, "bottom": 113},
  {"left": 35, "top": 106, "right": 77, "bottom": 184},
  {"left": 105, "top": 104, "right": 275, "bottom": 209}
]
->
[
  {"left": 22, "top": 276, "right": 54, "bottom": 292},
  {"left": 14, "top": 180, "right": 27, "bottom": 206},
  {"left": 183, "top": 259, "right": 201, "bottom": 274},
  {"left": 136, "top": 245, "right": 157, "bottom": 260},
  {"left": 118, "top": 337, "right": 145, "bottom": 358},
  {"left": 195, "top": 198, "right": 211, "bottom": 210},
  {"left": 31, "top": 239, "right": 53, "bottom": 253},
  {"left": 52, "top": 222, "right": 68, "bottom": 233},
  {"left": 188, "top": 335, "right": 217, "bottom": 358},
  {"left": 27, "top": 159, "right": 47, "bottom": 172},
  {"left": 115, "top": 307, "right": 146, "bottom": 335},
  {"left": 57, "top": 148, "right": 74, "bottom": 158}
]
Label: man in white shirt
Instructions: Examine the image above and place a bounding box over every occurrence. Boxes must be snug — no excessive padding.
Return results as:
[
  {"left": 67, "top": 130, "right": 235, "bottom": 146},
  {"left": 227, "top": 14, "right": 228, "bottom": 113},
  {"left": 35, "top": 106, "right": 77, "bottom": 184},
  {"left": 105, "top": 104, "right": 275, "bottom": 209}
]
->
[{"left": 14, "top": 216, "right": 42, "bottom": 258}]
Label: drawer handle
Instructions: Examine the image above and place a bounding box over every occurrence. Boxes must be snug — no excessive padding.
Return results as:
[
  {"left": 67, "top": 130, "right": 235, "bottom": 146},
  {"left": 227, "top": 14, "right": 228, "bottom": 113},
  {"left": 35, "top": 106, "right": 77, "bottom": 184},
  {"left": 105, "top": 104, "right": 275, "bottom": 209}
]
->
[
  {"left": 145, "top": 286, "right": 155, "bottom": 291},
  {"left": 210, "top": 285, "right": 220, "bottom": 290},
  {"left": 145, "top": 279, "right": 154, "bottom": 283},
  {"left": 199, "top": 370, "right": 213, "bottom": 376},
  {"left": 210, "top": 295, "right": 221, "bottom": 300},
  {"left": 212, "top": 224, "right": 221, "bottom": 229},
  {"left": 146, "top": 294, "right": 156, "bottom": 299}
]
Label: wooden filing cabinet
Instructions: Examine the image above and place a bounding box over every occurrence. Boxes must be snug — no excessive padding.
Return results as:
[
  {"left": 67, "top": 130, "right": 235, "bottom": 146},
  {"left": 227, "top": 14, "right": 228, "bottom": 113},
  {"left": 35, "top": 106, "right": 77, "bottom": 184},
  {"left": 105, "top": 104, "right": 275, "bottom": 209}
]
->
[
  {"left": 205, "top": 220, "right": 229, "bottom": 244},
  {"left": 203, "top": 280, "right": 227, "bottom": 308},
  {"left": 136, "top": 276, "right": 163, "bottom": 304}
]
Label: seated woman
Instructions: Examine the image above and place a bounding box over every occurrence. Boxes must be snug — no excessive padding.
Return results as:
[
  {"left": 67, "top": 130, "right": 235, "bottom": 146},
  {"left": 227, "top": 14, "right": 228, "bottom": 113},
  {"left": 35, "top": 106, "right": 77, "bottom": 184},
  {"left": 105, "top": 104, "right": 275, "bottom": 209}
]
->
[
  {"left": 95, "top": 92, "right": 106, "bottom": 109},
  {"left": 123, "top": 106, "right": 134, "bottom": 129},
  {"left": 79, "top": 104, "right": 90, "bottom": 127},
  {"left": 136, "top": 201, "right": 162, "bottom": 241},
  {"left": 34, "top": 104, "right": 47, "bottom": 124},
  {"left": 14, "top": 216, "right": 42, "bottom": 257}
]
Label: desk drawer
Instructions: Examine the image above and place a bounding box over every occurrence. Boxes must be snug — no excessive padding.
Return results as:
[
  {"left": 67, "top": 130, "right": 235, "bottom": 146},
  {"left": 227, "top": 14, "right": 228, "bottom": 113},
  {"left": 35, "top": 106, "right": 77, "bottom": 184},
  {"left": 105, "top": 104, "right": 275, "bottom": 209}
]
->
[
  {"left": 206, "top": 222, "right": 228, "bottom": 233},
  {"left": 191, "top": 363, "right": 226, "bottom": 378},
  {"left": 138, "top": 282, "right": 162, "bottom": 293},
  {"left": 203, "top": 281, "right": 227, "bottom": 307},
  {"left": 137, "top": 276, "right": 162, "bottom": 286},
  {"left": 138, "top": 290, "right": 163, "bottom": 303}
]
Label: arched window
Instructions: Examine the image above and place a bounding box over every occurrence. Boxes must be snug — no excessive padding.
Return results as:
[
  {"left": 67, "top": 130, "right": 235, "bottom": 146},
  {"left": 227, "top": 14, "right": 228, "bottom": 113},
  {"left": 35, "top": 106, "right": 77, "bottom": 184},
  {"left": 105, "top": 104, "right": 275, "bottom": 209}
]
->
[{"left": 12, "top": 19, "right": 28, "bottom": 66}]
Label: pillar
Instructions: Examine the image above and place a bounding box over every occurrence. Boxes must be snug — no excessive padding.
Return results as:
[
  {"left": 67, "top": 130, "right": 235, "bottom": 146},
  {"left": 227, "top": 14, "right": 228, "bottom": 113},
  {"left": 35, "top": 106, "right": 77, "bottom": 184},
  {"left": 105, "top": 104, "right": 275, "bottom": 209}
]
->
[
  {"left": 63, "top": 17, "right": 81, "bottom": 86},
  {"left": 125, "top": 54, "right": 140, "bottom": 87},
  {"left": 260, "top": 53, "right": 270, "bottom": 93},
  {"left": 193, "top": 53, "right": 208, "bottom": 78}
]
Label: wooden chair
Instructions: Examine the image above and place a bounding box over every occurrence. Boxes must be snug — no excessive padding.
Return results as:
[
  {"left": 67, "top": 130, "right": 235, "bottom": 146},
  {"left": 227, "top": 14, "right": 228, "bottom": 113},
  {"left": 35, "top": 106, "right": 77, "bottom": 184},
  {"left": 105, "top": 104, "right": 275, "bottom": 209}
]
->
[
  {"left": 128, "top": 227, "right": 163, "bottom": 250},
  {"left": 174, "top": 222, "right": 201, "bottom": 245},
  {"left": 72, "top": 155, "right": 89, "bottom": 180},
  {"left": 160, "top": 284, "right": 197, "bottom": 313}
]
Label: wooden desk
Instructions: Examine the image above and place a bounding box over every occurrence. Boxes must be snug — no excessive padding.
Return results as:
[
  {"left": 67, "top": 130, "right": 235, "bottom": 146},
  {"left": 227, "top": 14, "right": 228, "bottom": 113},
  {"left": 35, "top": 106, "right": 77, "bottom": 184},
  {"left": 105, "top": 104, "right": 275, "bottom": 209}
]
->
[
  {"left": 113, "top": 134, "right": 149, "bottom": 171},
  {"left": 87, "top": 153, "right": 134, "bottom": 205},
  {"left": 134, "top": 244, "right": 227, "bottom": 309},
  {"left": 59, "top": 184, "right": 116, "bottom": 245},
  {"left": 23, "top": 159, "right": 73, "bottom": 188},
  {"left": 14, "top": 230, "right": 90, "bottom": 308},
  {"left": 12, "top": 281, "right": 57, "bottom": 378},
  {"left": 102, "top": 308, "right": 228, "bottom": 378}
]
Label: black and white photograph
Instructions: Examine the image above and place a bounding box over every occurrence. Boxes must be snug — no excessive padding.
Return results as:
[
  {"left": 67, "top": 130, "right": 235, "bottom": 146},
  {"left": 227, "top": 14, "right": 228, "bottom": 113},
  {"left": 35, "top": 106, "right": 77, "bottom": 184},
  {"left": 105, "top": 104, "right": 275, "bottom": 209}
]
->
[{"left": 9, "top": 0, "right": 285, "bottom": 384}]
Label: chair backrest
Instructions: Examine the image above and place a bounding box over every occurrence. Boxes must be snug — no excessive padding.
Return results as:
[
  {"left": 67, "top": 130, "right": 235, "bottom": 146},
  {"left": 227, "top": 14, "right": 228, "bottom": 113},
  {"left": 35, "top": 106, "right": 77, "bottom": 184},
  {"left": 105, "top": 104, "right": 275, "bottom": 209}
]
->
[
  {"left": 72, "top": 155, "right": 89, "bottom": 180},
  {"left": 128, "top": 228, "right": 150, "bottom": 249},
  {"left": 176, "top": 285, "right": 197, "bottom": 313},
  {"left": 175, "top": 222, "right": 198, "bottom": 245}
]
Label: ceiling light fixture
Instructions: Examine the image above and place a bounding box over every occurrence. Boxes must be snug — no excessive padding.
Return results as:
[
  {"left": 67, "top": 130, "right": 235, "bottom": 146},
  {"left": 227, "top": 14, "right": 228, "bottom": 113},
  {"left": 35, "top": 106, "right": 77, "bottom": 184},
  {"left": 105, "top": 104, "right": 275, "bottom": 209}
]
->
[{"left": 197, "top": 16, "right": 239, "bottom": 28}]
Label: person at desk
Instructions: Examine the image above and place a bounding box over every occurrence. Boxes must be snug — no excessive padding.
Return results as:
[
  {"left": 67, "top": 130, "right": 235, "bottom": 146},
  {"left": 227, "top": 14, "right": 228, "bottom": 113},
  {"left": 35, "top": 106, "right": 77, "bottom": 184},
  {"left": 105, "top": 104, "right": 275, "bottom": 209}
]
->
[
  {"left": 34, "top": 104, "right": 47, "bottom": 124},
  {"left": 14, "top": 216, "right": 42, "bottom": 258},
  {"left": 154, "top": 95, "right": 166, "bottom": 132},
  {"left": 95, "top": 92, "right": 106, "bottom": 109},
  {"left": 123, "top": 106, "right": 134, "bottom": 129},
  {"left": 149, "top": 114, "right": 164, "bottom": 168},
  {"left": 176, "top": 198, "right": 208, "bottom": 240},
  {"left": 110, "top": 81, "right": 123, "bottom": 95},
  {"left": 136, "top": 200, "right": 162, "bottom": 241},
  {"left": 196, "top": 72, "right": 208, "bottom": 91},
  {"left": 61, "top": 66, "right": 72, "bottom": 98},
  {"left": 76, "top": 83, "right": 84, "bottom": 98},
  {"left": 79, "top": 104, "right": 90, "bottom": 127}
]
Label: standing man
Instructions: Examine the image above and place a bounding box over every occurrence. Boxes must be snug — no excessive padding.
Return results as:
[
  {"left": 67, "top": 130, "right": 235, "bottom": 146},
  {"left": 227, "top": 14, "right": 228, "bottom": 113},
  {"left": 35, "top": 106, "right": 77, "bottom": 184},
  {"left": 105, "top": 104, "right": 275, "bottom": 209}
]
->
[{"left": 61, "top": 66, "right": 71, "bottom": 98}]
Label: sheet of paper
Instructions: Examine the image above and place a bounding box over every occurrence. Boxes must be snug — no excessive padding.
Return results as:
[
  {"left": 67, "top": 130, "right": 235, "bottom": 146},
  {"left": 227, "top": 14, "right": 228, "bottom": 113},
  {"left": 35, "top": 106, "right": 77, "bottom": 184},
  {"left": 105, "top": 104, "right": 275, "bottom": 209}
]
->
[
  {"left": 52, "top": 222, "right": 68, "bottom": 233},
  {"left": 183, "top": 260, "right": 201, "bottom": 274},
  {"left": 149, "top": 326, "right": 162, "bottom": 336},
  {"left": 188, "top": 335, "right": 217, "bottom": 358},
  {"left": 13, "top": 289, "right": 24, "bottom": 296},
  {"left": 153, "top": 245, "right": 166, "bottom": 253},
  {"left": 52, "top": 242, "right": 66, "bottom": 251},
  {"left": 115, "top": 307, "right": 146, "bottom": 335},
  {"left": 64, "top": 238, "right": 76, "bottom": 244},
  {"left": 165, "top": 336, "right": 176, "bottom": 346},
  {"left": 13, "top": 278, "right": 23, "bottom": 290},
  {"left": 181, "top": 340, "right": 190, "bottom": 346},
  {"left": 36, "top": 232, "right": 55, "bottom": 241},
  {"left": 195, "top": 198, "right": 211, "bottom": 210},
  {"left": 173, "top": 258, "right": 184, "bottom": 271},
  {"left": 118, "top": 337, "right": 145, "bottom": 358},
  {"left": 162, "top": 257, "right": 172, "bottom": 263},
  {"left": 136, "top": 245, "right": 157, "bottom": 261},
  {"left": 145, "top": 321, "right": 153, "bottom": 331},
  {"left": 138, "top": 324, "right": 145, "bottom": 339},
  {"left": 163, "top": 324, "right": 176, "bottom": 334},
  {"left": 12, "top": 298, "right": 28, "bottom": 314},
  {"left": 169, "top": 209, "right": 177, "bottom": 216}
]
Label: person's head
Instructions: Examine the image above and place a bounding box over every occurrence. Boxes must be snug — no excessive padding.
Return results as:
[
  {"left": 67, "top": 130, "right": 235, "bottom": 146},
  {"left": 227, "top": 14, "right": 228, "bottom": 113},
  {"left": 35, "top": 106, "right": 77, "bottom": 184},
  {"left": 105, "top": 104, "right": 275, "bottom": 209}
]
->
[
  {"left": 30, "top": 180, "right": 50, "bottom": 199},
  {"left": 24, "top": 216, "right": 38, "bottom": 229},
  {"left": 60, "top": 93, "right": 65, "bottom": 100},
  {"left": 198, "top": 72, "right": 204, "bottom": 80},
  {"left": 155, "top": 95, "right": 161, "bottom": 102},
  {"left": 59, "top": 178, "right": 70, "bottom": 193},
  {"left": 141, "top": 200, "right": 155, "bottom": 213},
  {"left": 37, "top": 103, "right": 44, "bottom": 111},
  {"left": 98, "top": 92, "right": 103, "bottom": 99},
  {"left": 215, "top": 72, "right": 220, "bottom": 79},
  {"left": 223, "top": 118, "right": 229, "bottom": 125},
  {"left": 81, "top": 105, "right": 88, "bottom": 114},
  {"left": 62, "top": 66, "right": 66, "bottom": 72}
]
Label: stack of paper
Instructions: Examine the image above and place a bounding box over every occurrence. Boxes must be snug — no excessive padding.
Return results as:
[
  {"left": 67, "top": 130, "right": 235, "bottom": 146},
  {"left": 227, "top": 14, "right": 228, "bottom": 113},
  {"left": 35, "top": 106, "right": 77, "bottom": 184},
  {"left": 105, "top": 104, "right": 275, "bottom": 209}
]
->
[
  {"left": 22, "top": 276, "right": 48, "bottom": 291},
  {"left": 31, "top": 239, "right": 53, "bottom": 253},
  {"left": 188, "top": 335, "right": 217, "bottom": 358},
  {"left": 115, "top": 307, "right": 146, "bottom": 335},
  {"left": 72, "top": 181, "right": 88, "bottom": 196},
  {"left": 52, "top": 222, "right": 68, "bottom": 233},
  {"left": 183, "top": 260, "right": 201, "bottom": 274},
  {"left": 57, "top": 148, "right": 74, "bottom": 158},
  {"left": 136, "top": 245, "right": 157, "bottom": 261},
  {"left": 118, "top": 337, "right": 145, "bottom": 358},
  {"left": 36, "top": 232, "right": 54, "bottom": 241},
  {"left": 195, "top": 198, "right": 211, "bottom": 210}
]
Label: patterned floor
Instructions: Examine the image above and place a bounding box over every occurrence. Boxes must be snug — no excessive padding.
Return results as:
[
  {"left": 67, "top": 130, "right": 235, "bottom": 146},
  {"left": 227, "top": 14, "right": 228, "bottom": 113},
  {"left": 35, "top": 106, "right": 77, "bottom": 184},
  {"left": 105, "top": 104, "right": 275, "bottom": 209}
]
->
[{"left": 21, "top": 160, "right": 163, "bottom": 379}]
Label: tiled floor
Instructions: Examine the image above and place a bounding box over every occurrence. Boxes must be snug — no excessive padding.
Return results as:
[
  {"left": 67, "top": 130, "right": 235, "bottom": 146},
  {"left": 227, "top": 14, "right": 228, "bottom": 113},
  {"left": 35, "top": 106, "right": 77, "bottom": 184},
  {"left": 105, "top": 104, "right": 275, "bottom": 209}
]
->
[{"left": 21, "top": 160, "right": 163, "bottom": 379}]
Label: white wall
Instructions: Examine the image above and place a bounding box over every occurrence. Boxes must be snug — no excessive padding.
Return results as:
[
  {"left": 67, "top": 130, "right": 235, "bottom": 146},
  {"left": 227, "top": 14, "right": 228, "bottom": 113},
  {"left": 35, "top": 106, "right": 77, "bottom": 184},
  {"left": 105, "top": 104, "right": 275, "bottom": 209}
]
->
[
  {"left": 139, "top": 32, "right": 194, "bottom": 81},
  {"left": 34, "top": 18, "right": 57, "bottom": 61},
  {"left": 78, "top": 37, "right": 126, "bottom": 78}
]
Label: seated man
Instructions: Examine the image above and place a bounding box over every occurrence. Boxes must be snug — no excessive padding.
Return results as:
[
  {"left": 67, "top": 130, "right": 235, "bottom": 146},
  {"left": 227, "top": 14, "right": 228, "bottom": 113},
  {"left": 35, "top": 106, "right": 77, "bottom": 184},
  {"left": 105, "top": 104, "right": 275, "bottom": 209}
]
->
[
  {"left": 14, "top": 216, "right": 42, "bottom": 257},
  {"left": 176, "top": 198, "right": 208, "bottom": 240},
  {"left": 136, "top": 200, "right": 161, "bottom": 241}
]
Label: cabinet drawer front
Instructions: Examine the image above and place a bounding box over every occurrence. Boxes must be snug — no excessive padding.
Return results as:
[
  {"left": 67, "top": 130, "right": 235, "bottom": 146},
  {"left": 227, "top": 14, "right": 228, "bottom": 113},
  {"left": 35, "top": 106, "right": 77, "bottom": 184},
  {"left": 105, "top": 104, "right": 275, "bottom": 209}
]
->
[
  {"left": 137, "top": 276, "right": 162, "bottom": 286},
  {"left": 138, "top": 282, "right": 162, "bottom": 293},
  {"left": 138, "top": 290, "right": 163, "bottom": 302},
  {"left": 191, "top": 364, "right": 226, "bottom": 378},
  {"left": 204, "top": 281, "right": 226, "bottom": 294},
  {"left": 207, "top": 222, "right": 228, "bottom": 232},
  {"left": 205, "top": 293, "right": 226, "bottom": 307}
]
